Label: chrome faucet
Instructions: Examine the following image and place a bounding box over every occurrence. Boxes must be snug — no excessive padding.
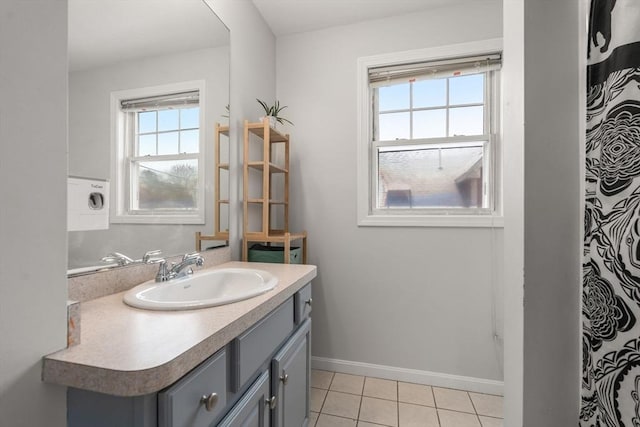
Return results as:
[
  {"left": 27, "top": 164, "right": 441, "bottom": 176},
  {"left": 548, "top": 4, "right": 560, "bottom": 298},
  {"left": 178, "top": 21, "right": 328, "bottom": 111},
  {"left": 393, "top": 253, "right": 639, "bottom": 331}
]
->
[{"left": 155, "top": 252, "right": 204, "bottom": 282}]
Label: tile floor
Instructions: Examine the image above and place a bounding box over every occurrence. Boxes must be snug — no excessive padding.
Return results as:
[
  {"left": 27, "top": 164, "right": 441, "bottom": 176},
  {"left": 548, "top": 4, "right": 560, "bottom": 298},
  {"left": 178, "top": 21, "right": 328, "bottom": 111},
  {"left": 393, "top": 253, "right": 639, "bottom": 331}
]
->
[{"left": 310, "top": 370, "right": 503, "bottom": 427}]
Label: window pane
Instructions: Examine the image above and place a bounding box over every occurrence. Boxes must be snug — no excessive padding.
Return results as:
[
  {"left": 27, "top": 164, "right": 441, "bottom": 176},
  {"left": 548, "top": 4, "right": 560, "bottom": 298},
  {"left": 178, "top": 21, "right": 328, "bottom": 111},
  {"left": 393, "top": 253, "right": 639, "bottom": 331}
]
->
[
  {"left": 136, "top": 159, "right": 198, "bottom": 210},
  {"left": 378, "top": 83, "right": 410, "bottom": 111},
  {"left": 449, "top": 106, "right": 484, "bottom": 136},
  {"left": 180, "top": 130, "right": 199, "bottom": 153},
  {"left": 158, "top": 109, "right": 179, "bottom": 132},
  {"left": 379, "top": 112, "right": 410, "bottom": 141},
  {"left": 180, "top": 107, "right": 199, "bottom": 129},
  {"left": 414, "top": 79, "right": 446, "bottom": 108},
  {"left": 449, "top": 74, "right": 484, "bottom": 105},
  {"left": 158, "top": 131, "right": 179, "bottom": 155},
  {"left": 138, "top": 134, "right": 156, "bottom": 156},
  {"left": 138, "top": 111, "right": 156, "bottom": 133},
  {"left": 377, "top": 145, "right": 485, "bottom": 209},
  {"left": 413, "top": 109, "right": 446, "bottom": 139}
]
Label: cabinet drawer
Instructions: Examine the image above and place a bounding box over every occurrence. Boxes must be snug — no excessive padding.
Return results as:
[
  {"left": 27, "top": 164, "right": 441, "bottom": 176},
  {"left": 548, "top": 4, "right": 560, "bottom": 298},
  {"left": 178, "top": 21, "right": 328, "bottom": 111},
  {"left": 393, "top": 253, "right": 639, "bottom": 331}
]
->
[
  {"left": 294, "top": 283, "right": 312, "bottom": 324},
  {"left": 158, "top": 349, "right": 227, "bottom": 427},
  {"left": 232, "top": 298, "right": 294, "bottom": 391}
]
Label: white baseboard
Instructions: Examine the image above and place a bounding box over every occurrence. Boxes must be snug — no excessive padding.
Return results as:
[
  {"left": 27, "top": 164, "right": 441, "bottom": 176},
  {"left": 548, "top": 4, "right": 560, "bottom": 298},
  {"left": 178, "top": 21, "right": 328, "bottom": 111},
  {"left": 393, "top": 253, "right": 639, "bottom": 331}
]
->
[{"left": 311, "top": 356, "right": 504, "bottom": 396}]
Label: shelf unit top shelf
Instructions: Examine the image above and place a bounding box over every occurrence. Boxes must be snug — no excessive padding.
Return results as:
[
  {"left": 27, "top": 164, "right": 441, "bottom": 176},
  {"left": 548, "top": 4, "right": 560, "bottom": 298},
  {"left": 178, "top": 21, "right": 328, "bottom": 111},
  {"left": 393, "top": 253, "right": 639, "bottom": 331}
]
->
[{"left": 247, "top": 121, "right": 289, "bottom": 143}]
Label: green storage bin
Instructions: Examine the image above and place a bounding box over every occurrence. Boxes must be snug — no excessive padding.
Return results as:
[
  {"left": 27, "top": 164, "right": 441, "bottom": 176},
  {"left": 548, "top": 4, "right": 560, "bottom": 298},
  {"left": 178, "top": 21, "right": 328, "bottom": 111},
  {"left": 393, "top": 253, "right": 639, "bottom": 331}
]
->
[{"left": 248, "top": 244, "right": 302, "bottom": 264}]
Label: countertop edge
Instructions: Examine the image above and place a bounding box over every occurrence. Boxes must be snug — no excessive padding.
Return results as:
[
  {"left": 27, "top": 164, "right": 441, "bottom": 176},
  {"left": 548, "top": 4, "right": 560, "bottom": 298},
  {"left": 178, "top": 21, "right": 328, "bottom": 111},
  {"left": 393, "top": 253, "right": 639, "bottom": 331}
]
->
[{"left": 42, "top": 263, "right": 317, "bottom": 396}]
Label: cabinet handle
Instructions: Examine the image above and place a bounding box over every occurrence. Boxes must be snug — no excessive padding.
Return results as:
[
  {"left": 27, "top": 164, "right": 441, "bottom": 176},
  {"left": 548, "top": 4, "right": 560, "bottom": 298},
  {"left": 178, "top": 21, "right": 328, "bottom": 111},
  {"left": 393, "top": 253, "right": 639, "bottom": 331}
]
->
[
  {"left": 280, "top": 373, "right": 289, "bottom": 385},
  {"left": 266, "top": 395, "right": 277, "bottom": 410},
  {"left": 305, "top": 298, "right": 313, "bottom": 307},
  {"left": 200, "top": 393, "right": 219, "bottom": 412}
]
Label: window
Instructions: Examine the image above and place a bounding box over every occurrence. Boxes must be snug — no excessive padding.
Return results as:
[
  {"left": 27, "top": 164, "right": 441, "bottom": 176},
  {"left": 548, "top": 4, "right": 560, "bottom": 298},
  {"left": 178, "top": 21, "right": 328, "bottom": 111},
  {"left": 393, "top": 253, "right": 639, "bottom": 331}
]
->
[
  {"left": 111, "top": 81, "right": 206, "bottom": 224},
  {"left": 357, "top": 40, "right": 503, "bottom": 227}
]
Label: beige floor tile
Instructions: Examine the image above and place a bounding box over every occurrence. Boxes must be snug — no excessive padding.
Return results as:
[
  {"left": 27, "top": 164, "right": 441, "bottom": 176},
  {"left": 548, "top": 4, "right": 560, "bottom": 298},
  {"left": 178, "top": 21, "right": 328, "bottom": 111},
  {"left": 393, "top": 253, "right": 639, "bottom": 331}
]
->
[
  {"left": 438, "top": 409, "right": 482, "bottom": 427},
  {"left": 330, "top": 372, "right": 365, "bottom": 395},
  {"left": 322, "top": 391, "right": 362, "bottom": 419},
  {"left": 316, "top": 413, "right": 357, "bottom": 427},
  {"left": 357, "top": 422, "right": 386, "bottom": 427},
  {"left": 312, "top": 369, "right": 334, "bottom": 390},
  {"left": 433, "top": 387, "right": 475, "bottom": 413},
  {"left": 398, "top": 382, "right": 435, "bottom": 407},
  {"left": 469, "top": 393, "right": 503, "bottom": 418},
  {"left": 479, "top": 416, "right": 503, "bottom": 427},
  {"left": 364, "top": 377, "right": 398, "bottom": 401},
  {"left": 359, "top": 396, "right": 398, "bottom": 427},
  {"left": 398, "top": 402, "right": 439, "bottom": 427},
  {"left": 310, "top": 411, "right": 319, "bottom": 426},
  {"left": 311, "top": 387, "right": 327, "bottom": 413}
]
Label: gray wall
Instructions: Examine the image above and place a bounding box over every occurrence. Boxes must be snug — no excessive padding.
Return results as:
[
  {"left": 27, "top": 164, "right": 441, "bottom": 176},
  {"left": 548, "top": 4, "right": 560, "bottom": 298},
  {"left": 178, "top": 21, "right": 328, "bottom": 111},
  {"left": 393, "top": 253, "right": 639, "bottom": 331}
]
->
[
  {"left": 207, "top": 0, "right": 277, "bottom": 260},
  {"left": 276, "top": 1, "right": 505, "bottom": 383},
  {"left": 522, "top": 0, "right": 582, "bottom": 424},
  {"left": 0, "top": 1, "right": 68, "bottom": 427}
]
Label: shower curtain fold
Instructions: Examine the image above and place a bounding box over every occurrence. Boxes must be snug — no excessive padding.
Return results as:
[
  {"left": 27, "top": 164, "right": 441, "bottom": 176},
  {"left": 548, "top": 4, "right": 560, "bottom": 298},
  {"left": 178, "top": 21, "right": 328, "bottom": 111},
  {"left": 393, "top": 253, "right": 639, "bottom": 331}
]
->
[{"left": 582, "top": 1, "right": 640, "bottom": 426}]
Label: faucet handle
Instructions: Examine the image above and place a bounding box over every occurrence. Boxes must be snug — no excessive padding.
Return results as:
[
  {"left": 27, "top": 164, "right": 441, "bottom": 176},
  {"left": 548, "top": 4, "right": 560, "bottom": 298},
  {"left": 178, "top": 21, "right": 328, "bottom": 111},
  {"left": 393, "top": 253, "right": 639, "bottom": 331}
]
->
[
  {"left": 143, "top": 250, "right": 162, "bottom": 263},
  {"left": 183, "top": 252, "right": 204, "bottom": 267},
  {"left": 182, "top": 252, "right": 201, "bottom": 261},
  {"left": 101, "top": 252, "right": 134, "bottom": 266}
]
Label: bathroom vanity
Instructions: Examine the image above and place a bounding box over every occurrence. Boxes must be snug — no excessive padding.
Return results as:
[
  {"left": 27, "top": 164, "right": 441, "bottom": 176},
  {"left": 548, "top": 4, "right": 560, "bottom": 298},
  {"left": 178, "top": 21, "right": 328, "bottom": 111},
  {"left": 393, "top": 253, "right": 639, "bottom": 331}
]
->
[{"left": 43, "top": 262, "right": 316, "bottom": 427}]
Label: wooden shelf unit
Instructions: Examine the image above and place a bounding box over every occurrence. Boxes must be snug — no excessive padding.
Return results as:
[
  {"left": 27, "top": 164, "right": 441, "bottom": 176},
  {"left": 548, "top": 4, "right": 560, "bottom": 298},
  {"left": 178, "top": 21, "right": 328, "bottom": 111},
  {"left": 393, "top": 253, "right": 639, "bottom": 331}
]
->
[
  {"left": 242, "top": 118, "right": 307, "bottom": 263},
  {"left": 196, "top": 122, "right": 230, "bottom": 251}
]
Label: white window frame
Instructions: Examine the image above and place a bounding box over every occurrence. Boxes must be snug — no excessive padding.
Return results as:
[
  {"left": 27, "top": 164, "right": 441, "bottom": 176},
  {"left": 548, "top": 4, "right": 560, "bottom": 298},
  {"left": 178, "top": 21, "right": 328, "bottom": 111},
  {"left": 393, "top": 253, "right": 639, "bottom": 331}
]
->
[
  {"left": 110, "top": 80, "right": 206, "bottom": 224},
  {"left": 357, "top": 39, "right": 504, "bottom": 228}
]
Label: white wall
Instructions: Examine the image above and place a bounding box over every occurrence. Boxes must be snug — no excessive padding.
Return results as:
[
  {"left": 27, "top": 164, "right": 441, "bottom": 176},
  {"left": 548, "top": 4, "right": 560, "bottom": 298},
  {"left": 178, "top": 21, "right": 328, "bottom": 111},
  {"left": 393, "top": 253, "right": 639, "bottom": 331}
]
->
[
  {"left": 502, "top": 0, "right": 525, "bottom": 423},
  {"left": 276, "top": 1, "right": 504, "bottom": 384},
  {"left": 68, "top": 46, "right": 229, "bottom": 268},
  {"left": 0, "top": 1, "right": 68, "bottom": 427}
]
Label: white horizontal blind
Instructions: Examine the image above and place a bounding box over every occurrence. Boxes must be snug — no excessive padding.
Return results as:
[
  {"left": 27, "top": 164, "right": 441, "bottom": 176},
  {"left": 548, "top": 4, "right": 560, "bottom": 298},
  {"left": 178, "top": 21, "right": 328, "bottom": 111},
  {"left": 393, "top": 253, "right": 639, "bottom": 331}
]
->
[
  {"left": 369, "top": 53, "right": 501, "bottom": 87},
  {"left": 120, "top": 90, "right": 199, "bottom": 112}
]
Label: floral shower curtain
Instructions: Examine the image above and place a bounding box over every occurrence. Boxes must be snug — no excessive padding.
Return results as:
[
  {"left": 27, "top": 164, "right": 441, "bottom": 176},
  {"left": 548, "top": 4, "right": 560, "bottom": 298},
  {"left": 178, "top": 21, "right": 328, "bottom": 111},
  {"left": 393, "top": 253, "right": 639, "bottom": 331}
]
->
[{"left": 582, "top": 1, "right": 640, "bottom": 425}]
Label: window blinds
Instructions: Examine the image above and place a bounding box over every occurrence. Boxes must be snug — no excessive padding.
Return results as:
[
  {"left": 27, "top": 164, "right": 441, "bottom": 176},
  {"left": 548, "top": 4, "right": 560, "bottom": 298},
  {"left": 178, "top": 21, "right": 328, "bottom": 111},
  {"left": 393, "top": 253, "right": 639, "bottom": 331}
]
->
[
  {"left": 120, "top": 90, "right": 199, "bottom": 112},
  {"left": 369, "top": 53, "right": 501, "bottom": 87}
]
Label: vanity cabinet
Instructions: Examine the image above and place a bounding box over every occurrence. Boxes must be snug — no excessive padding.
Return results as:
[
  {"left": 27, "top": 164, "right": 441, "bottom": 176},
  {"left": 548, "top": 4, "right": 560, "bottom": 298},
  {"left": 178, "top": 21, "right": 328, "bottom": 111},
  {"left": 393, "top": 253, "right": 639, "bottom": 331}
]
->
[{"left": 67, "top": 283, "right": 312, "bottom": 427}]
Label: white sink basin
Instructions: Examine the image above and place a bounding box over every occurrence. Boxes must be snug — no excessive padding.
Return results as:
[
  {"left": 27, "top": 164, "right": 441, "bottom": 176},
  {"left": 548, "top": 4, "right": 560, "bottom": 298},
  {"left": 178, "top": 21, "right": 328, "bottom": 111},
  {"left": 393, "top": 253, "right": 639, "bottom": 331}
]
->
[{"left": 123, "top": 268, "right": 278, "bottom": 311}]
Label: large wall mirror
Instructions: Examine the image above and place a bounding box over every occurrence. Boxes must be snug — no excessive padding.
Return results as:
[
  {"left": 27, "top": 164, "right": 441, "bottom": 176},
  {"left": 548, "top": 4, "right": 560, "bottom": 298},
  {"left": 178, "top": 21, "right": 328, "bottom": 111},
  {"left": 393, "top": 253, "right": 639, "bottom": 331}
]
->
[{"left": 68, "top": 0, "right": 230, "bottom": 273}]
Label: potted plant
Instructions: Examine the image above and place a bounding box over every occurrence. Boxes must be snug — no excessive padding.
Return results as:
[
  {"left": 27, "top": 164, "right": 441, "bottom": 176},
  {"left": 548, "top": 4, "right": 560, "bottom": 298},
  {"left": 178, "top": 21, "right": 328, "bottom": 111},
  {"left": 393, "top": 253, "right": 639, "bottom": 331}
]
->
[{"left": 257, "top": 99, "right": 293, "bottom": 127}]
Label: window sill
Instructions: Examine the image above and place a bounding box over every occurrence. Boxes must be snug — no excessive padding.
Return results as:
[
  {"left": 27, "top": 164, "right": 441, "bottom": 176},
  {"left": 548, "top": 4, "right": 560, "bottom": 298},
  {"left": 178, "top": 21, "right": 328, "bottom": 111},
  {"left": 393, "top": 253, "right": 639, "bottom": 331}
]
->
[
  {"left": 358, "top": 214, "right": 504, "bottom": 228},
  {"left": 110, "top": 214, "right": 204, "bottom": 225}
]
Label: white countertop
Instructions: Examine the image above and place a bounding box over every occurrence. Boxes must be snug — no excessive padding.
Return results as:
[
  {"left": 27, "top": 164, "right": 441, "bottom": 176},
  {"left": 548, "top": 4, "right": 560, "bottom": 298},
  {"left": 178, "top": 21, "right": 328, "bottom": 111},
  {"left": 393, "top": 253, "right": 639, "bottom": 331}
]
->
[{"left": 42, "top": 261, "right": 316, "bottom": 396}]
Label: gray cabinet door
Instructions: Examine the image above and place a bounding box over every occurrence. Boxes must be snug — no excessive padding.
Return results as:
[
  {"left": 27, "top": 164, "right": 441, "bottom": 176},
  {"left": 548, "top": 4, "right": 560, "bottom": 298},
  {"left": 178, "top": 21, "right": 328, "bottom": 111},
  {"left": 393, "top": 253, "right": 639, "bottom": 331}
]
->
[
  {"left": 218, "top": 370, "right": 270, "bottom": 427},
  {"left": 271, "top": 319, "right": 311, "bottom": 427}
]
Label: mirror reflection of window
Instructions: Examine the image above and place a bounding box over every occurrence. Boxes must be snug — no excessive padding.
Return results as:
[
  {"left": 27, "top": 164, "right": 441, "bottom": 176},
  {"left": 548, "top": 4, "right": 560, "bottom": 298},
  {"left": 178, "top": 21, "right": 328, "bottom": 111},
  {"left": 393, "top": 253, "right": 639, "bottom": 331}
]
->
[{"left": 114, "top": 86, "right": 205, "bottom": 222}]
